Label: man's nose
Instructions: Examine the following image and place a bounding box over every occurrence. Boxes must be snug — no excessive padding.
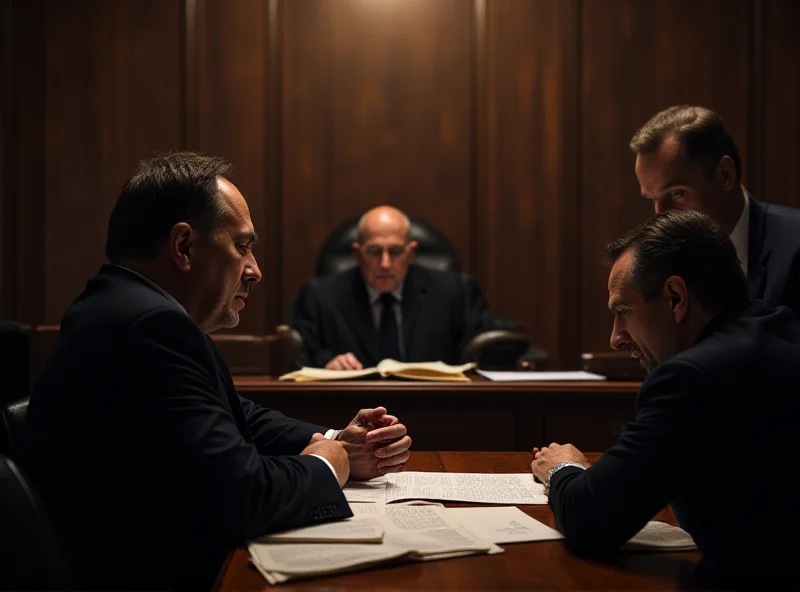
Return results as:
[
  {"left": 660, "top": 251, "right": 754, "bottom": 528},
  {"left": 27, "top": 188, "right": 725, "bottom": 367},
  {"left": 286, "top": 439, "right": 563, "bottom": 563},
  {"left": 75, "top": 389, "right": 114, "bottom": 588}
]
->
[
  {"left": 379, "top": 251, "right": 392, "bottom": 268},
  {"left": 244, "top": 255, "right": 262, "bottom": 284},
  {"left": 654, "top": 198, "right": 673, "bottom": 214},
  {"left": 610, "top": 321, "right": 629, "bottom": 350}
]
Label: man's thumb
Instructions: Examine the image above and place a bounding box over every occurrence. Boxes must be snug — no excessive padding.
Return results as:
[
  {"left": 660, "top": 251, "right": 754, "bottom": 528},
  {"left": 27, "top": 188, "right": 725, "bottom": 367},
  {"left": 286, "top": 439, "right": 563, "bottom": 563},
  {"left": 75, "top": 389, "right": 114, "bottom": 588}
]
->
[
  {"left": 357, "top": 406, "right": 387, "bottom": 426},
  {"left": 309, "top": 432, "right": 325, "bottom": 443}
]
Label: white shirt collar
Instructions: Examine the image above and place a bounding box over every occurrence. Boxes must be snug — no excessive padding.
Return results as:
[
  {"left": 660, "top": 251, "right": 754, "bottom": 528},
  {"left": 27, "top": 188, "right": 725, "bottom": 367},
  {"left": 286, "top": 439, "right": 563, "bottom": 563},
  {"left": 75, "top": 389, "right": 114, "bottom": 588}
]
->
[
  {"left": 367, "top": 282, "right": 404, "bottom": 305},
  {"left": 114, "top": 265, "right": 187, "bottom": 313},
  {"left": 729, "top": 187, "right": 750, "bottom": 274}
]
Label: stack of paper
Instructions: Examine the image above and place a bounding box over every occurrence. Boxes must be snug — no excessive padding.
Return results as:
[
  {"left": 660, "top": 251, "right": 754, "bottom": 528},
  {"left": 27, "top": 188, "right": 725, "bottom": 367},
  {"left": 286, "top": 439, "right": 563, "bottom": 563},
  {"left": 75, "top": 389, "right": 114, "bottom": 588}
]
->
[
  {"left": 248, "top": 504, "right": 502, "bottom": 584},
  {"left": 248, "top": 471, "right": 697, "bottom": 584}
]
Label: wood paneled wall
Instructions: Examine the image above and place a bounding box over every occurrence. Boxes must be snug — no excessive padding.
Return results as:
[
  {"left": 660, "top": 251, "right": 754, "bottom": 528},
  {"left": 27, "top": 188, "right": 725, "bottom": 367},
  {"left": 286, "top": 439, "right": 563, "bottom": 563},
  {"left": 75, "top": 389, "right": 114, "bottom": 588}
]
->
[{"left": 3, "top": 0, "right": 799, "bottom": 369}]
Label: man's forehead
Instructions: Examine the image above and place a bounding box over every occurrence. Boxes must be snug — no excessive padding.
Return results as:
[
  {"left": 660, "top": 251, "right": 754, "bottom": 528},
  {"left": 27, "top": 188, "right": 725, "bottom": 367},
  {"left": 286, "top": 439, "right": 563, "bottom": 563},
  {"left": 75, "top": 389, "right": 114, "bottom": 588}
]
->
[{"left": 608, "top": 251, "right": 634, "bottom": 292}]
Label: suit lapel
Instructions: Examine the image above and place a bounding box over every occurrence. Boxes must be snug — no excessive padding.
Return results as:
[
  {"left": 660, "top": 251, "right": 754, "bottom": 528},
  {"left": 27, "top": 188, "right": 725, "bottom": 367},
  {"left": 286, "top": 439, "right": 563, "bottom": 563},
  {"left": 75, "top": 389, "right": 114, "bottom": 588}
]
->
[
  {"left": 401, "top": 266, "right": 429, "bottom": 357},
  {"left": 206, "top": 336, "right": 253, "bottom": 442},
  {"left": 342, "top": 269, "right": 381, "bottom": 364},
  {"left": 747, "top": 196, "right": 768, "bottom": 299}
]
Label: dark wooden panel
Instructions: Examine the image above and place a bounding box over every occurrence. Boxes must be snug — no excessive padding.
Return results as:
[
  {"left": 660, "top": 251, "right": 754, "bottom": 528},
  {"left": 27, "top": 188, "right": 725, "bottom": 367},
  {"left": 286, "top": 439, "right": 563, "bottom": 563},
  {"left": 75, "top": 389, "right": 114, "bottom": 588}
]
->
[
  {"left": 43, "top": 0, "right": 183, "bottom": 323},
  {"left": 281, "top": 0, "right": 473, "bottom": 311},
  {"left": 579, "top": 0, "right": 751, "bottom": 354},
  {"left": 761, "top": 0, "right": 800, "bottom": 208},
  {"left": 187, "top": 0, "right": 276, "bottom": 334},
  {"left": 479, "top": 0, "right": 579, "bottom": 369},
  {"left": 236, "top": 378, "right": 640, "bottom": 451},
  {"left": 2, "top": 0, "right": 45, "bottom": 323}
]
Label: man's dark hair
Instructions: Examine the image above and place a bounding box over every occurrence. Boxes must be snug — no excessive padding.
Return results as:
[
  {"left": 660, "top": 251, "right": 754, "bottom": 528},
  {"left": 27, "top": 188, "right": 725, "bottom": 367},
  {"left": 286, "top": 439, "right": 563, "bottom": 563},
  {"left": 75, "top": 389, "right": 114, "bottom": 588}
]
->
[
  {"left": 105, "top": 150, "right": 234, "bottom": 262},
  {"left": 604, "top": 209, "right": 750, "bottom": 313},
  {"left": 630, "top": 105, "right": 742, "bottom": 185}
]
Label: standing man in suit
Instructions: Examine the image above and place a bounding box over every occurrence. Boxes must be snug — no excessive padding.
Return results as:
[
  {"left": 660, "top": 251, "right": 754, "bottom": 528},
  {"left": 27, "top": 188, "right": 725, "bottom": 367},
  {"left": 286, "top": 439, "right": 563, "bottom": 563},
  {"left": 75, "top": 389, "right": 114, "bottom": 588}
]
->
[
  {"left": 630, "top": 104, "right": 800, "bottom": 315},
  {"left": 23, "top": 152, "right": 412, "bottom": 590},
  {"left": 531, "top": 210, "right": 798, "bottom": 589},
  {"left": 291, "top": 205, "right": 500, "bottom": 369}
]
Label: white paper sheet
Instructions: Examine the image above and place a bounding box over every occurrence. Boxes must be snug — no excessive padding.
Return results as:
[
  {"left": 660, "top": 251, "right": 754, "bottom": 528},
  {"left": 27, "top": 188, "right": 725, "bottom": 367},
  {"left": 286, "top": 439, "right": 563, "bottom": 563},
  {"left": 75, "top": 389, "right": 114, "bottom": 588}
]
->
[
  {"left": 256, "top": 516, "right": 384, "bottom": 543},
  {"left": 446, "top": 506, "right": 563, "bottom": 544},
  {"left": 623, "top": 521, "right": 697, "bottom": 552},
  {"left": 477, "top": 370, "right": 607, "bottom": 381},
  {"left": 384, "top": 472, "right": 548, "bottom": 505},
  {"left": 342, "top": 478, "right": 387, "bottom": 503}
]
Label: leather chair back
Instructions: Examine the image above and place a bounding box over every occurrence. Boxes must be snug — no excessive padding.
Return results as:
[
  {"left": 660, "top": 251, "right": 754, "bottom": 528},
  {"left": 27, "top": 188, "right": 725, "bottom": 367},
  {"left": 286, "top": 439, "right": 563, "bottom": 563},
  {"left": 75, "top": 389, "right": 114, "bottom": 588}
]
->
[
  {"left": 0, "top": 454, "right": 72, "bottom": 590},
  {"left": 1, "top": 397, "right": 29, "bottom": 459},
  {"left": 315, "top": 215, "right": 460, "bottom": 277},
  {"left": 0, "top": 321, "right": 31, "bottom": 405}
]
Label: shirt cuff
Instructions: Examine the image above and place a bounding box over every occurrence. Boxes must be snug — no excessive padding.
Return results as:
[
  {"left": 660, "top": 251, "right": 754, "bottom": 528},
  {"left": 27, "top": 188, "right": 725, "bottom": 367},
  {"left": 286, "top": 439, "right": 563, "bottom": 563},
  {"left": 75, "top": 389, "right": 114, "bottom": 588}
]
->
[
  {"left": 324, "top": 429, "right": 342, "bottom": 440},
  {"left": 309, "top": 454, "right": 339, "bottom": 481}
]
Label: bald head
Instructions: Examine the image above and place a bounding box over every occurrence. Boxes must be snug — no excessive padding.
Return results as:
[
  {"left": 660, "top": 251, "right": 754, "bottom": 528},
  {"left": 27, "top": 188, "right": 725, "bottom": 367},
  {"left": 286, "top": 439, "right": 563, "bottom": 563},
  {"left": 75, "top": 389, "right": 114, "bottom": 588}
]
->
[
  {"left": 353, "top": 206, "right": 417, "bottom": 293},
  {"left": 357, "top": 206, "right": 411, "bottom": 244}
]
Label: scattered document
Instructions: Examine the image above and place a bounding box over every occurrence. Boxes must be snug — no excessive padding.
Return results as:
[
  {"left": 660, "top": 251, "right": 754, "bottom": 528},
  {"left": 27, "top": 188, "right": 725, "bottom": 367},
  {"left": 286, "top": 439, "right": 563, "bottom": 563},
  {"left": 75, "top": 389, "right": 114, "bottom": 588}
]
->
[
  {"left": 446, "top": 506, "right": 563, "bottom": 544},
  {"left": 280, "top": 359, "right": 476, "bottom": 382},
  {"left": 623, "top": 521, "right": 697, "bottom": 552},
  {"left": 385, "top": 472, "right": 547, "bottom": 505},
  {"left": 248, "top": 504, "right": 501, "bottom": 584},
  {"left": 477, "top": 370, "right": 607, "bottom": 381},
  {"left": 342, "top": 477, "right": 388, "bottom": 503},
  {"left": 344, "top": 472, "right": 547, "bottom": 505},
  {"left": 255, "top": 516, "right": 384, "bottom": 544}
]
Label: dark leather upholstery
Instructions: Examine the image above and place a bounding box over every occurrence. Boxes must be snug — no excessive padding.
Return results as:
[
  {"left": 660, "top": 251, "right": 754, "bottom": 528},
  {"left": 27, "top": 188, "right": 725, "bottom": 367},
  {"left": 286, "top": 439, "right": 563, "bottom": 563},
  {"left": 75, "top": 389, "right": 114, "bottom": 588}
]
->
[
  {"left": 1, "top": 397, "right": 29, "bottom": 459},
  {"left": 0, "top": 454, "right": 72, "bottom": 590},
  {"left": 0, "top": 321, "right": 31, "bottom": 405},
  {"left": 315, "top": 215, "right": 461, "bottom": 276}
]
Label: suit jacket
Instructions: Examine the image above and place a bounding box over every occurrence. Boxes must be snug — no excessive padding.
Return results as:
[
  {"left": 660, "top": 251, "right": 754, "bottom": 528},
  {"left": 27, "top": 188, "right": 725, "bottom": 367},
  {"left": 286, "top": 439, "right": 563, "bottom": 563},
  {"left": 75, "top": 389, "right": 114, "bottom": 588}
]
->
[
  {"left": 22, "top": 265, "right": 351, "bottom": 590},
  {"left": 291, "top": 265, "right": 501, "bottom": 368},
  {"left": 547, "top": 300, "right": 800, "bottom": 589},
  {"left": 748, "top": 196, "right": 800, "bottom": 315}
]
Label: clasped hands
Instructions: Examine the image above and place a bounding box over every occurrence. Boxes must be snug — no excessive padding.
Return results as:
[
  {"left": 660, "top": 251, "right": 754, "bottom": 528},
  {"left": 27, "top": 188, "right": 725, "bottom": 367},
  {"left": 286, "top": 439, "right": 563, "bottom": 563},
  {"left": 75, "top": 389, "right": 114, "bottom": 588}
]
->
[{"left": 302, "top": 406, "right": 411, "bottom": 486}]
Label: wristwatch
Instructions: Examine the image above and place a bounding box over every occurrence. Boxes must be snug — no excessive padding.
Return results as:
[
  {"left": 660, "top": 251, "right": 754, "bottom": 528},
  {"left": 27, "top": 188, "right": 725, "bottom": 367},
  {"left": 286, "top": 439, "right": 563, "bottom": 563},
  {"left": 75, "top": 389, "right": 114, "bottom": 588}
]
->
[{"left": 544, "top": 462, "right": 587, "bottom": 496}]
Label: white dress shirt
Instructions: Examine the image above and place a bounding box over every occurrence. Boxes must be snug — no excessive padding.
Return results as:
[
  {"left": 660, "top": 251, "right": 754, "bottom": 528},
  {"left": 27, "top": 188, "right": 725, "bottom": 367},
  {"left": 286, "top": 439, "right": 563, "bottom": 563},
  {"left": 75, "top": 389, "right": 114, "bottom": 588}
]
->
[{"left": 729, "top": 187, "right": 750, "bottom": 275}]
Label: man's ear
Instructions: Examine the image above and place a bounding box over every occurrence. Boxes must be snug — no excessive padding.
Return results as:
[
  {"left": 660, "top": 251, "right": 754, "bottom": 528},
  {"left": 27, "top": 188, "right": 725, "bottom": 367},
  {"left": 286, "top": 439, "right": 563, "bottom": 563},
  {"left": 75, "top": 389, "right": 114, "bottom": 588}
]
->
[
  {"left": 352, "top": 242, "right": 363, "bottom": 264},
  {"left": 716, "top": 155, "right": 737, "bottom": 192},
  {"left": 663, "top": 275, "right": 689, "bottom": 323},
  {"left": 169, "top": 222, "right": 195, "bottom": 272},
  {"left": 407, "top": 240, "right": 418, "bottom": 261}
]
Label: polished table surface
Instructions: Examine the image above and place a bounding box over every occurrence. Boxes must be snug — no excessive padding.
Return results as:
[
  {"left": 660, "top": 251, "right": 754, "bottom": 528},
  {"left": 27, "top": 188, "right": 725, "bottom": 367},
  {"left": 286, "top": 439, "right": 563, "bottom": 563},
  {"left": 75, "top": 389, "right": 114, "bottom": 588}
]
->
[
  {"left": 215, "top": 451, "right": 699, "bottom": 591},
  {"left": 234, "top": 376, "right": 642, "bottom": 452}
]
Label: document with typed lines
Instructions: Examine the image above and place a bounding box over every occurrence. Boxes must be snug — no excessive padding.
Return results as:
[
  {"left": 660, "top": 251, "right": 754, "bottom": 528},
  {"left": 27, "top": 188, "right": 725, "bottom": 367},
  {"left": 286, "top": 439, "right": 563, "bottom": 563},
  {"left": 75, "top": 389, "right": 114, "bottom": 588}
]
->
[{"left": 344, "top": 472, "right": 548, "bottom": 505}]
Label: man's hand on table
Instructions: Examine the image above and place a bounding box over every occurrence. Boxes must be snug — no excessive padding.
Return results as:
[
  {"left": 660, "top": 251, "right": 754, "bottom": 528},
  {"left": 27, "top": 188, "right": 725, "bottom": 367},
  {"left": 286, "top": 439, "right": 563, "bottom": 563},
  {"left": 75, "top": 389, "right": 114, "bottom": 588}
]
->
[
  {"left": 325, "top": 353, "right": 363, "bottom": 370},
  {"left": 338, "top": 407, "right": 412, "bottom": 480},
  {"left": 531, "top": 442, "right": 591, "bottom": 484},
  {"left": 301, "top": 433, "right": 350, "bottom": 486}
]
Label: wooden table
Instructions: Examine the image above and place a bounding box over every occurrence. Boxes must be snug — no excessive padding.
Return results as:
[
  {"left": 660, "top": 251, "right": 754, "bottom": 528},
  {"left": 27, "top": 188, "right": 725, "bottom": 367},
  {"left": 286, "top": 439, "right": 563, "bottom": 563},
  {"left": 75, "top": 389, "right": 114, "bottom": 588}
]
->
[
  {"left": 235, "top": 376, "right": 642, "bottom": 451},
  {"left": 216, "top": 451, "right": 699, "bottom": 591}
]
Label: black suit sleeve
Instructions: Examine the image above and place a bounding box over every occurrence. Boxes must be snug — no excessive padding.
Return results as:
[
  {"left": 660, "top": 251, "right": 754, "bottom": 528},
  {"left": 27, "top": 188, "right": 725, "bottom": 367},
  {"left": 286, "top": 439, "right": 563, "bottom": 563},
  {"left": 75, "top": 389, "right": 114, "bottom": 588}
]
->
[
  {"left": 238, "top": 394, "right": 330, "bottom": 455},
  {"left": 124, "top": 309, "right": 351, "bottom": 544},
  {"left": 291, "top": 279, "right": 337, "bottom": 368},
  {"left": 547, "top": 360, "right": 705, "bottom": 555}
]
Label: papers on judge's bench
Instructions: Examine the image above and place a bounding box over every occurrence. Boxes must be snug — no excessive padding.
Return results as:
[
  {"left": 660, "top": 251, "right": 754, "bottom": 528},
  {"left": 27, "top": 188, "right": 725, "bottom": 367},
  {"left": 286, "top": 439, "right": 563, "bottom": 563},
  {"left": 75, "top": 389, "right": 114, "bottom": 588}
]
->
[{"left": 477, "top": 369, "right": 607, "bottom": 381}]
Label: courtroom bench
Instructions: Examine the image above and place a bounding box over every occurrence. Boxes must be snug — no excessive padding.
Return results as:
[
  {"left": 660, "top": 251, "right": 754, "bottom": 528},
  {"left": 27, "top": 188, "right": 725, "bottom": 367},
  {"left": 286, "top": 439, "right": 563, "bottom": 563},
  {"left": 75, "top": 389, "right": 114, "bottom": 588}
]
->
[{"left": 234, "top": 376, "right": 642, "bottom": 452}]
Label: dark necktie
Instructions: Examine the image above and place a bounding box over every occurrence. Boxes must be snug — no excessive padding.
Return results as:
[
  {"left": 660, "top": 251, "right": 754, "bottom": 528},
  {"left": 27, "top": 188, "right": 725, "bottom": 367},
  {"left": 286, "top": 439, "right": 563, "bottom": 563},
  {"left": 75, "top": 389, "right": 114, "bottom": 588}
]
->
[{"left": 378, "top": 292, "right": 402, "bottom": 361}]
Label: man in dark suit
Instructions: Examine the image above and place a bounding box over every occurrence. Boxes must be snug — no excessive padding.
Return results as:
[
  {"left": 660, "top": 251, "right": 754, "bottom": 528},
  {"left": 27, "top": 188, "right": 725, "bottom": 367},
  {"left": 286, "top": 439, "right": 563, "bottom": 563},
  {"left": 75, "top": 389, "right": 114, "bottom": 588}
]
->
[
  {"left": 531, "top": 210, "right": 799, "bottom": 589},
  {"left": 292, "top": 205, "right": 500, "bottom": 370},
  {"left": 23, "top": 152, "right": 412, "bottom": 590},
  {"left": 630, "top": 104, "right": 800, "bottom": 315}
]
